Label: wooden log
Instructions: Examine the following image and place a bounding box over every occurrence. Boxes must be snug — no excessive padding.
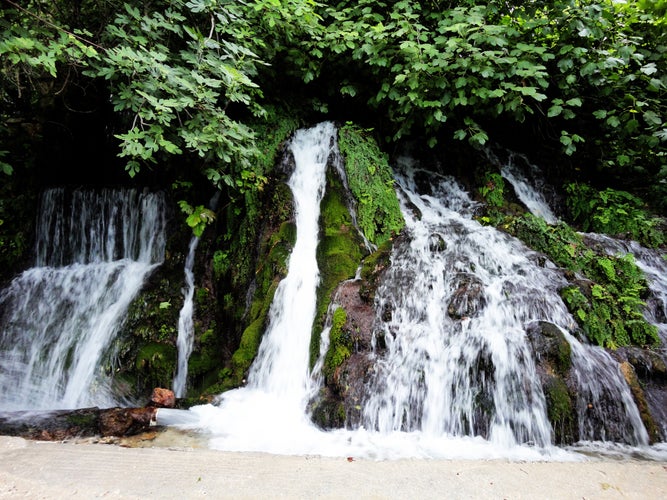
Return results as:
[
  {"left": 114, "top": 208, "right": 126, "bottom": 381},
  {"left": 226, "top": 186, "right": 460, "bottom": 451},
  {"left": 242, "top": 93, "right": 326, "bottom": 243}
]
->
[{"left": 0, "top": 406, "right": 158, "bottom": 441}]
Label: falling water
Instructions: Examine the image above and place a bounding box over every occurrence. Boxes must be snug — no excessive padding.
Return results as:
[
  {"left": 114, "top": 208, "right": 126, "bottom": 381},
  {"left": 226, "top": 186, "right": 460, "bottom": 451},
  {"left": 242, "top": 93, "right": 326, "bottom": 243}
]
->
[
  {"left": 173, "top": 236, "right": 200, "bottom": 398},
  {"left": 178, "top": 122, "right": 343, "bottom": 454},
  {"left": 0, "top": 188, "right": 166, "bottom": 410},
  {"left": 486, "top": 149, "right": 560, "bottom": 224},
  {"left": 173, "top": 191, "right": 221, "bottom": 398},
  {"left": 361, "top": 163, "right": 559, "bottom": 448}
]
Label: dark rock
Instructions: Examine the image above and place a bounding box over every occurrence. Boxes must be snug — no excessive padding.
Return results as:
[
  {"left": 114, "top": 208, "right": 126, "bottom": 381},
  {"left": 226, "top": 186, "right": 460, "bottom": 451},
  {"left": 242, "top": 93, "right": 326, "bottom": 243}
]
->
[
  {"left": 334, "top": 280, "right": 376, "bottom": 351},
  {"left": 428, "top": 233, "right": 447, "bottom": 252},
  {"left": 447, "top": 273, "right": 487, "bottom": 320},
  {"left": 98, "top": 407, "right": 158, "bottom": 437},
  {"left": 525, "top": 321, "right": 572, "bottom": 376},
  {"left": 0, "top": 406, "right": 158, "bottom": 440},
  {"left": 619, "top": 361, "right": 661, "bottom": 444}
]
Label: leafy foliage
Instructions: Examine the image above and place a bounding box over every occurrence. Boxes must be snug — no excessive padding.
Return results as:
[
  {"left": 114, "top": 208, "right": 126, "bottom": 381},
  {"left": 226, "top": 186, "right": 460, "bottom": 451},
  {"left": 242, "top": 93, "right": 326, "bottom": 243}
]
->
[
  {"left": 508, "top": 213, "right": 659, "bottom": 348},
  {"left": 566, "top": 183, "right": 665, "bottom": 247}
]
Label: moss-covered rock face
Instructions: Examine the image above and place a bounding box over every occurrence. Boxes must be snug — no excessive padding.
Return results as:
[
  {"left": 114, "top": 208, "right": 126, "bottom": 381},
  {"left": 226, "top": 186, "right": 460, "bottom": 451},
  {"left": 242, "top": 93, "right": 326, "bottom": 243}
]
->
[
  {"left": 525, "top": 321, "right": 578, "bottom": 444},
  {"left": 337, "top": 124, "right": 404, "bottom": 247},
  {"left": 542, "top": 375, "right": 577, "bottom": 444},
  {"left": 312, "top": 167, "right": 368, "bottom": 365}
]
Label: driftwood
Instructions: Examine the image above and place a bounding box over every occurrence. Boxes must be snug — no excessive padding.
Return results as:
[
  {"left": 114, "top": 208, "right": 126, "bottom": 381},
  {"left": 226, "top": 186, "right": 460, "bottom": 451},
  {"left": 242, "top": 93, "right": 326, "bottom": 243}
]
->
[
  {"left": 0, "top": 406, "right": 158, "bottom": 441},
  {"left": 0, "top": 388, "right": 175, "bottom": 441}
]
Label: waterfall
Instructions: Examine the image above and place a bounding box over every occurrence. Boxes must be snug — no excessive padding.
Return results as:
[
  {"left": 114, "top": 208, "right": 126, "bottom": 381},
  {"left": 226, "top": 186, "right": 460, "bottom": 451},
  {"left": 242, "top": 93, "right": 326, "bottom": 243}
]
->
[
  {"left": 178, "top": 122, "right": 342, "bottom": 454},
  {"left": 0, "top": 188, "right": 166, "bottom": 410},
  {"left": 162, "top": 127, "right": 661, "bottom": 460},
  {"left": 173, "top": 191, "right": 221, "bottom": 398},
  {"left": 360, "top": 163, "right": 559, "bottom": 448}
]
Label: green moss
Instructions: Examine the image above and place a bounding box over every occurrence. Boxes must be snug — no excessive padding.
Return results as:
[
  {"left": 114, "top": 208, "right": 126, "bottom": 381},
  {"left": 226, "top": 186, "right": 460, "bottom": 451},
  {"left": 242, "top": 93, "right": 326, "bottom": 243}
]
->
[
  {"left": 566, "top": 183, "right": 666, "bottom": 248},
  {"left": 337, "top": 123, "right": 404, "bottom": 246},
  {"left": 323, "top": 307, "right": 351, "bottom": 380},
  {"left": 230, "top": 317, "right": 265, "bottom": 380},
  {"left": 478, "top": 171, "right": 505, "bottom": 208},
  {"left": 135, "top": 343, "right": 177, "bottom": 389},
  {"left": 507, "top": 213, "right": 659, "bottom": 349},
  {"left": 311, "top": 170, "right": 366, "bottom": 365},
  {"left": 543, "top": 376, "right": 576, "bottom": 444}
]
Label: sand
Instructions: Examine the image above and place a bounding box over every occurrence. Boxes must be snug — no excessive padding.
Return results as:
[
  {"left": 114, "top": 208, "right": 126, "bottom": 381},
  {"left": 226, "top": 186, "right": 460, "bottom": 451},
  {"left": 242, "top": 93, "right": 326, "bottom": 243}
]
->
[{"left": 0, "top": 435, "right": 666, "bottom": 499}]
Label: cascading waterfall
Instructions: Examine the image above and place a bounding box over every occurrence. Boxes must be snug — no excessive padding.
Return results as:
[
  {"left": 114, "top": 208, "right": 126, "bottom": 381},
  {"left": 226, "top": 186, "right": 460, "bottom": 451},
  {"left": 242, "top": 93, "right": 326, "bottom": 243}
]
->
[
  {"left": 173, "top": 235, "right": 200, "bottom": 399},
  {"left": 162, "top": 125, "right": 662, "bottom": 460},
  {"left": 179, "top": 122, "right": 344, "bottom": 454},
  {"left": 361, "top": 163, "right": 558, "bottom": 448},
  {"left": 0, "top": 188, "right": 166, "bottom": 410},
  {"left": 173, "top": 191, "right": 221, "bottom": 398}
]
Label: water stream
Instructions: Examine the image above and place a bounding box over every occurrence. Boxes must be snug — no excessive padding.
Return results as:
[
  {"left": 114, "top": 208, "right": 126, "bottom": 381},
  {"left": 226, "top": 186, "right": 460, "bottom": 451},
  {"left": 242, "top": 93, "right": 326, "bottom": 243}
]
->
[
  {"left": 2, "top": 125, "right": 664, "bottom": 461},
  {"left": 173, "top": 191, "right": 221, "bottom": 398},
  {"left": 0, "top": 189, "right": 166, "bottom": 410}
]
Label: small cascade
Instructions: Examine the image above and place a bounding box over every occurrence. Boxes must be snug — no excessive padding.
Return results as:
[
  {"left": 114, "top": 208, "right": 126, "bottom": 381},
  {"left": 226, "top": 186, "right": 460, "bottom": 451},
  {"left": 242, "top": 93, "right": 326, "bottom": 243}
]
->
[
  {"left": 0, "top": 188, "right": 166, "bottom": 410},
  {"left": 486, "top": 149, "right": 560, "bottom": 224},
  {"left": 360, "top": 163, "right": 561, "bottom": 448},
  {"left": 173, "top": 191, "right": 221, "bottom": 398},
  {"left": 564, "top": 330, "right": 649, "bottom": 445},
  {"left": 181, "top": 122, "right": 341, "bottom": 454},
  {"left": 173, "top": 236, "right": 200, "bottom": 398}
]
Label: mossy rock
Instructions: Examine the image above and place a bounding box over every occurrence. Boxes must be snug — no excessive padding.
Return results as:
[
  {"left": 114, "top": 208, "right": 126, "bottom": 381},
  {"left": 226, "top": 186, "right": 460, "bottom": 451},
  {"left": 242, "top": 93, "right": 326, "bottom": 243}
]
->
[
  {"left": 526, "top": 321, "right": 572, "bottom": 376},
  {"left": 542, "top": 375, "right": 577, "bottom": 444},
  {"left": 311, "top": 169, "right": 367, "bottom": 366},
  {"left": 230, "top": 316, "right": 266, "bottom": 382},
  {"left": 359, "top": 236, "right": 396, "bottom": 303},
  {"left": 134, "top": 343, "right": 177, "bottom": 391},
  {"left": 337, "top": 123, "right": 404, "bottom": 247}
]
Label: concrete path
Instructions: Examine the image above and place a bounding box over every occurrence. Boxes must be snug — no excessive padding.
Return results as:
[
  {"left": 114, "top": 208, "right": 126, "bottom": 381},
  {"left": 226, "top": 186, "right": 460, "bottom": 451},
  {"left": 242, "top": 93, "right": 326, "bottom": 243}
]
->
[{"left": 0, "top": 436, "right": 666, "bottom": 499}]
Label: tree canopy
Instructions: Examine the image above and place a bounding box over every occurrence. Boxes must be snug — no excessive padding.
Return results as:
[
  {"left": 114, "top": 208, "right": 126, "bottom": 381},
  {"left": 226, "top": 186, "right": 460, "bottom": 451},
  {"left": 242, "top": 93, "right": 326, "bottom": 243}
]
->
[{"left": 1, "top": 0, "right": 666, "bottom": 208}]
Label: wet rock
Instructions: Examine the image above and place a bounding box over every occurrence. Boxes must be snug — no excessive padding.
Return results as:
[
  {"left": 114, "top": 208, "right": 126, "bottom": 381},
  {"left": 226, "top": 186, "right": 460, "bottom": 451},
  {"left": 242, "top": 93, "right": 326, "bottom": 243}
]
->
[
  {"left": 613, "top": 346, "right": 667, "bottom": 441},
  {"left": 619, "top": 362, "right": 661, "bottom": 444},
  {"left": 542, "top": 375, "right": 577, "bottom": 444},
  {"left": 334, "top": 280, "right": 376, "bottom": 351},
  {"left": 447, "top": 273, "right": 486, "bottom": 320},
  {"left": 311, "top": 353, "right": 376, "bottom": 429},
  {"left": 525, "top": 321, "right": 572, "bottom": 376},
  {"left": 150, "top": 387, "right": 176, "bottom": 408},
  {"left": 335, "top": 353, "right": 378, "bottom": 428},
  {"left": 614, "top": 346, "right": 667, "bottom": 380},
  {"left": 428, "top": 233, "right": 447, "bottom": 252}
]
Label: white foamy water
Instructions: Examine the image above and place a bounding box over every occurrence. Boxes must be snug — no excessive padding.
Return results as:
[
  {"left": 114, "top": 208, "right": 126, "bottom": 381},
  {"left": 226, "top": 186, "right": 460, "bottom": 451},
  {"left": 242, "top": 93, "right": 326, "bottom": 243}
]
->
[{"left": 0, "top": 189, "right": 166, "bottom": 410}]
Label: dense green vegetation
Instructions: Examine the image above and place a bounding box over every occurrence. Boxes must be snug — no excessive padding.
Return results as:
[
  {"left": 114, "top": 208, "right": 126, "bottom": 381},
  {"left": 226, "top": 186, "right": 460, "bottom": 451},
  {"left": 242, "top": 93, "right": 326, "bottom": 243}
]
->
[{"left": 2, "top": 1, "right": 665, "bottom": 196}]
